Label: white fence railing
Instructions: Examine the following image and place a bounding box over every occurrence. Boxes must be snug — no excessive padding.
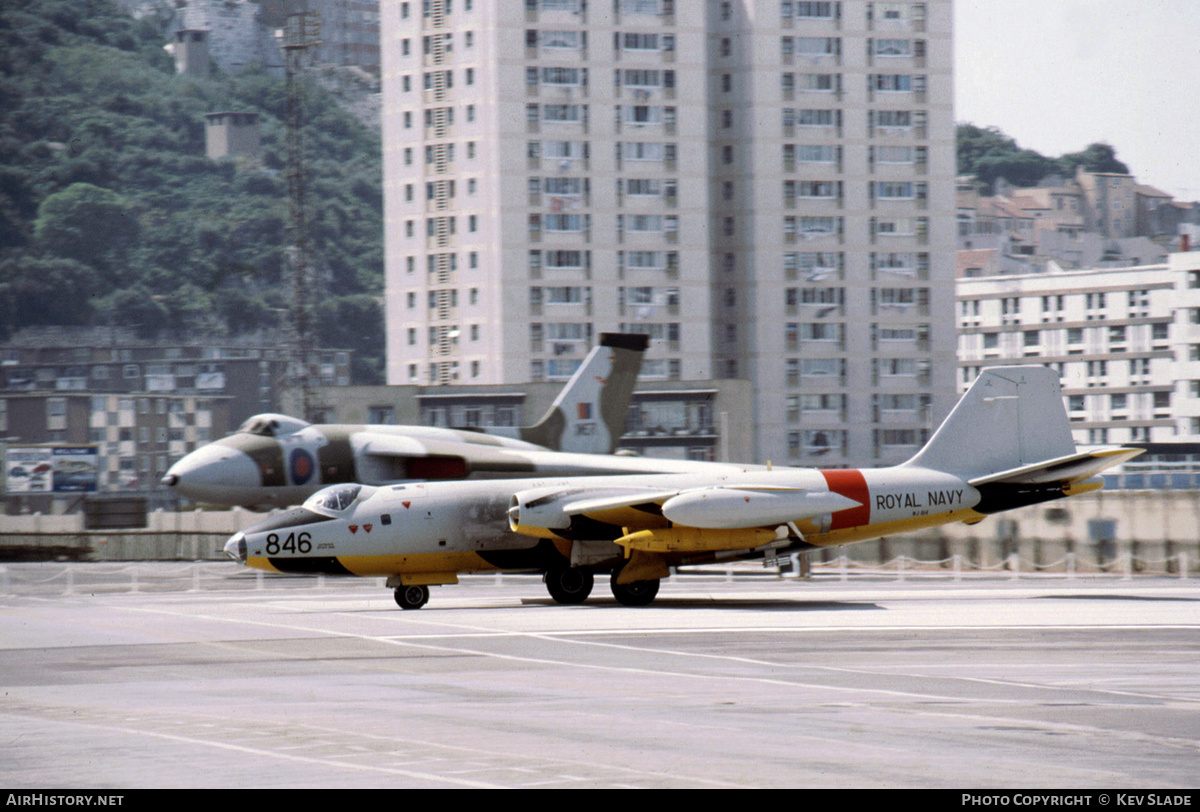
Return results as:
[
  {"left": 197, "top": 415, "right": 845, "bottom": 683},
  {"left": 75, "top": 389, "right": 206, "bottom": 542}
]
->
[{"left": 1, "top": 555, "right": 1192, "bottom": 599}]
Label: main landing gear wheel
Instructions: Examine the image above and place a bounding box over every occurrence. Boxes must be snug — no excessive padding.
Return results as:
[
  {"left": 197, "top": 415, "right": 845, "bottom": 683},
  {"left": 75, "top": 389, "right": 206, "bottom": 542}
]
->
[
  {"left": 609, "top": 570, "right": 660, "bottom": 607},
  {"left": 394, "top": 584, "right": 430, "bottom": 610},
  {"left": 544, "top": 567, "right": 594, "bottom": 605}
]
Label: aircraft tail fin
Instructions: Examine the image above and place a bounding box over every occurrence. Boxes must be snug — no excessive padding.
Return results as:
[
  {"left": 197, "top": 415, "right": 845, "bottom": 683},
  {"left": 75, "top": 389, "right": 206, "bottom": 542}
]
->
[
  {"left": 905, "top": 366, "right": 1079, "bottom": 480},
  {"left": 518, "top": 333, "right": 648, "bottom": 453}
]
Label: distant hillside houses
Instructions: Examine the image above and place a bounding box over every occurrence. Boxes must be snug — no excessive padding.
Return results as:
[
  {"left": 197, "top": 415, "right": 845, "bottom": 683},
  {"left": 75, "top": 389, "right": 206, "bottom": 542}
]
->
[
  {"left": 957, "top": 167, "right": 1200, "bottom": 277},
  {"left": 120, "top": 0, "right": 381, "bottom": 75}
]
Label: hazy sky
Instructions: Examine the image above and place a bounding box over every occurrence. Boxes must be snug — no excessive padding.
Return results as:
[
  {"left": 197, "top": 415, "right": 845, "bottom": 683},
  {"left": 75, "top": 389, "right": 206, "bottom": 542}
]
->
[{"left": 954, "top": 0, "right": 1200, "bottom": 200}]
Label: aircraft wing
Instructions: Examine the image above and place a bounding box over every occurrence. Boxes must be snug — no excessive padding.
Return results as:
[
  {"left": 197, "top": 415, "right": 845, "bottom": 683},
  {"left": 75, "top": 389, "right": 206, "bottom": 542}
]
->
[
  {"left": 508, "top": 479, "right": 861, "bottom": 559},
  {"left": 967, "top": 446, "right": 1143, "bottom": 488},
  {"left": 354, "top": 432, "right": 539, "bottom": 483}
]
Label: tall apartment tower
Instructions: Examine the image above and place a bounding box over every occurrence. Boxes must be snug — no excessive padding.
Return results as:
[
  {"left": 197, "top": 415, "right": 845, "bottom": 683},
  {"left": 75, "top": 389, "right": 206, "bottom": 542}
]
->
[{"left": 382, "top": 0, "right": 956, "bottom": 467}]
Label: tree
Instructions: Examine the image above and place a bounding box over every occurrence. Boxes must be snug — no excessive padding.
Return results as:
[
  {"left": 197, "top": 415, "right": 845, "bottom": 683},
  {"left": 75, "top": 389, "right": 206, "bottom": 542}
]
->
[
  {"left": 315, "top": 295, "right": 384, "bottom": 385},
  {"left": 1, "top": 1, "right": 383, "bottom": 376},
  {"left": 0, "top": 253, "right": 100, "bottom": 337},
  {"left": 957, "top": 124, "right": 1133, "bottom": 192},
  {"left": 956, "top": 124, "right": 1020, "bottom": 176},
  {"left": 1056, "top": 143, "right": 1130, "bottom": 177},
  {"left": 95, "top": 284, "right": 169, "bottom": 339},
  {"left": 33, "top": 182, "right": 139, "bottom": 274},
  {"left": 972, "top": 149, "right": 1058, "bottom": 190}
]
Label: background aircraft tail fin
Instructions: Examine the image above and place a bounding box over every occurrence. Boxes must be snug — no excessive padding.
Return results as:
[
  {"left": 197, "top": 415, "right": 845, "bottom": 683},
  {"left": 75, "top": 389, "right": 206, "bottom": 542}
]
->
[
  {"left": 905, "top": 366, "right": 1078, "bottom": 480},
  {"left": 518, "top": 333, "right": 649, "bottom": 453}
]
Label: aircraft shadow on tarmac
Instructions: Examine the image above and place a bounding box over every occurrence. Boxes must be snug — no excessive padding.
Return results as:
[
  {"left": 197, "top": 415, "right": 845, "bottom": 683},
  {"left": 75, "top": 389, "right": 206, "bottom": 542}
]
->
[
  {"left": 323, "top": 597, "right": 885, "bottom": 613},
  {"left": 1043, "top": 593, "right": 1200, "bottom": 603},
  {"left": 514, "top": 597, "right": 886, "bottom": 611}
]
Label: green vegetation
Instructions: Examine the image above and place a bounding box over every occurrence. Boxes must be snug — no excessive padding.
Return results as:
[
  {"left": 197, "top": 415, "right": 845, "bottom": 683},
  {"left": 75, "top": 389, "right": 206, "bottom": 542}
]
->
[
  {"left": 0, "top": 0, "right": 384, "bottom": 383},
  {"left": 957, "top": 124, "right": 1130, "bottom": 193}
]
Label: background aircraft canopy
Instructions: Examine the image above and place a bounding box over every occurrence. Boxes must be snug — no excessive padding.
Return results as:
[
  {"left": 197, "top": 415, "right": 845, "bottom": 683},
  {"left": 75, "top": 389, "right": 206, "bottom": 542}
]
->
[{"left": 237, "top": 414, "right": 312, "bottom": 437}]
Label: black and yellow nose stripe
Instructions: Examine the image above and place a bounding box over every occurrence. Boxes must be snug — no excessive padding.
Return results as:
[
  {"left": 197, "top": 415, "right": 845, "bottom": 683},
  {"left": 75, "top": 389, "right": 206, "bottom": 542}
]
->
[
  {"left": 252, "top": 539, "right": 572, "bottom": 579},
  {"left": 263, "top": 556, "right": 355, "bottom": 575}
]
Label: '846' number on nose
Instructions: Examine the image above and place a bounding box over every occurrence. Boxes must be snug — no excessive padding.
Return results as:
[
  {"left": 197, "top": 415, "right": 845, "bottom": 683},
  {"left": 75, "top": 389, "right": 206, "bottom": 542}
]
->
[{"left": 265, "top": 532, "right": 312, "bottom": 555}]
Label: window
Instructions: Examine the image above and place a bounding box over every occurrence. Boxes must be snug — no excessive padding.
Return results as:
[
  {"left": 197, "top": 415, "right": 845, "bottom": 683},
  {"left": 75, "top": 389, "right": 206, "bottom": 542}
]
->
[
  {"left": 618, "top": 0, "right": 660, "bottom": 13},
  {"left": 790, "top": 2, "right": 834, "bottom": 18},
  {"left": 625, "top": 105, "right": 660, "bottom": 124},
  {"left": 793, "top": 37, "right": 839, "bottom": 56},
  {"left": 797, "top": 73, "right": 837, "bottom": 93},
  {"left": 871, "top": 74, "right": 913, "bottom": 92},
  {"left": 624, "top": 251, "right": 664, "bottom": 270},
  {"left": 874, "top": 110, "right": 912, "bottom": 128},
  {"left": 875, "top": 146, "right": 914, "bottom": 164},
  {"left": 625, "top": 178, "right": 662, "bottom": 196},
  {"left": 542, "top": 67, "right": 583, "bottom": 86},
  {"left": 788, "top": 180, "right": 837, "bottom": 199},
  {"left": 796, "top": 109, "right": 836, "bottom": 127},
  {"left": 543, "top": 104, "right": 584, "bottom": 123},
  {"left": 625, "top": 214, "right": 662, "bottom": 233},
  {"left": 620, "top": 32, "right": 658, "bottom": 51},
  {"left": 874, "top": 181, "right": 914, "bottom": 199},
  {"left": 541, "top": 30, "right": 582, "bottom": 49},
  {"left": 874, "top": 39, "right": 912, "bottom": 57},
  {"left": 544, "top": 214, "right": 586, "bottom": 232},
  {"left": 797, "top": 216, "right": 838, "bottom": 236}
]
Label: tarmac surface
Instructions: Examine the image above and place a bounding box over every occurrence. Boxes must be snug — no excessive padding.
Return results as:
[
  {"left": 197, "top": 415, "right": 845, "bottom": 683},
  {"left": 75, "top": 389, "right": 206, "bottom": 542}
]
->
[{"left": 2, "top": 563, "right": 1199, "bottom": 789}]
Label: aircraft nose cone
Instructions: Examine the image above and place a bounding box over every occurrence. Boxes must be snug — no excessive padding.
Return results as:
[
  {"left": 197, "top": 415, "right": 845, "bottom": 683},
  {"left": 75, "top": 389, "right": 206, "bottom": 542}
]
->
[
  {"left": 224, "top": 532, "right": 247, "bottom": 562},
  {"left": 164, "top": 444, "right": 260, "bottom": 504}
]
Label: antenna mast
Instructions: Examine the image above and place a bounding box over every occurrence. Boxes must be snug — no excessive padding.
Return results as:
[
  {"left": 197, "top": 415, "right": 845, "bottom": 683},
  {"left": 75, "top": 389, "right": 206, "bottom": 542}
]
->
[{"left": 280, "top": 11, "right": 321, "bottom": 420}]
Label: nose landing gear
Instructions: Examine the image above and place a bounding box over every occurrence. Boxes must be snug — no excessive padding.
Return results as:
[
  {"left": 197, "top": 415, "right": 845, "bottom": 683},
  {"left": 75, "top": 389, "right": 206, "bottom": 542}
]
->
[{"left": 394, "top": 584, "right": 430, "bottom": 610}]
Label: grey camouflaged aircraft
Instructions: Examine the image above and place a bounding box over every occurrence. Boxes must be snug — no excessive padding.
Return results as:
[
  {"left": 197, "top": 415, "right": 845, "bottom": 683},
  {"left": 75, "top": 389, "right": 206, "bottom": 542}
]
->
[
  {"left": 163, "top": 333, "right": 716, "bottom": 509},
  {"left": 224, "top": 366, "right": 1142, "bottom": 609}
]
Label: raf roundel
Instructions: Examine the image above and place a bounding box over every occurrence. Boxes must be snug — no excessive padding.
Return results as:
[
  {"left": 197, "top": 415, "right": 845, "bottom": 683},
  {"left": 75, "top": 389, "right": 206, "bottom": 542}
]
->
[{"left": 289, "top": 448, "right": 315, "bottom": 486}]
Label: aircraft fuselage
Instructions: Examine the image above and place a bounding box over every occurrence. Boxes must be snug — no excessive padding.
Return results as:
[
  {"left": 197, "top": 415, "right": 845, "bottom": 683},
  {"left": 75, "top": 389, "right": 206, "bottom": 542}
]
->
[{"left": 226, "top": 465, "right": 1044, "bottom": 581}]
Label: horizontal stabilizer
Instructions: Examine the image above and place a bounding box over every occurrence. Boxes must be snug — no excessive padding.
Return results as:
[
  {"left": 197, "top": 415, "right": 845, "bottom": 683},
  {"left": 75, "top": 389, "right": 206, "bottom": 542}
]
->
[{"left": 968, "top": 446, "right": 1143, "bottom": 488}]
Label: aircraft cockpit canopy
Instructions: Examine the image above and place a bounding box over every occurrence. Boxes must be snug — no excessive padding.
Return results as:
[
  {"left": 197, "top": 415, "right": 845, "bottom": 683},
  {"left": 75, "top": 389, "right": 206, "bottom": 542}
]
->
[
  {"left": 237, "top": 413, "right": 312, "bottom": 438},
  {"left": 304, "top": 484, "right": 363, "bottom": 515}
]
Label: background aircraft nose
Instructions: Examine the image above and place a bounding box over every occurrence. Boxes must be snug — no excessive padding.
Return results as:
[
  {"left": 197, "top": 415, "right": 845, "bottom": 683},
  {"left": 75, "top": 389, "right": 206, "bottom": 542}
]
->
[{"left": 164, "top": 444, "right": 261, "bottom": 503}]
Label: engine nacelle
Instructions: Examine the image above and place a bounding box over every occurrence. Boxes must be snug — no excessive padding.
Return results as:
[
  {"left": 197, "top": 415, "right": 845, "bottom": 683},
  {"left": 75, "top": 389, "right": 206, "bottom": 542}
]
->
[{"left": 507, "top": 486, "right": 585, "bottom": 533}]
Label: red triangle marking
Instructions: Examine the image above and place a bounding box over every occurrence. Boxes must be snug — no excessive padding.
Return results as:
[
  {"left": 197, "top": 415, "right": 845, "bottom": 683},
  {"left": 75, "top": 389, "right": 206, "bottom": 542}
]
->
[
  {"left": 403, "top": 501, "right": 411, "bottom": 509},
  {"left": 349, "top": 525, "right": 358, "bottom": 534},
  {"left": 363, "top": 523, "right": 373, "bottom": 533}
]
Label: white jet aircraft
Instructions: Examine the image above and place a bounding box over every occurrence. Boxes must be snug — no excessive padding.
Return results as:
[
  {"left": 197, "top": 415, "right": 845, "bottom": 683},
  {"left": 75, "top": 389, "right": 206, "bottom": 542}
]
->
[{"left": 224, "top": 366, "right": 1141, "bottom": 608}]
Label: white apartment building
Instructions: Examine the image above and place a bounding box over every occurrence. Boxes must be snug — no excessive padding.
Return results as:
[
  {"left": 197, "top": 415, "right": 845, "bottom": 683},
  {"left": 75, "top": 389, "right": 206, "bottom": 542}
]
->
[
  {"left": 381, "top": 0, "right": 957, "bottom": 466},
  {"left": 957, "top": 252, "right": 1200, "bottom": 446}
]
